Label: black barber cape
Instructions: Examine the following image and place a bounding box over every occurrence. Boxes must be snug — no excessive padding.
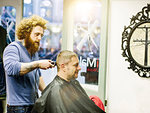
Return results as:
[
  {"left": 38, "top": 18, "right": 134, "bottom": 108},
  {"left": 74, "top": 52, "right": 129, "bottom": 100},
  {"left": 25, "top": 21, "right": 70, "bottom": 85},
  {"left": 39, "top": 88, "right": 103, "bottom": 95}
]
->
[{"left": 32, "top": 76, "right": 105, "bottom": 113}]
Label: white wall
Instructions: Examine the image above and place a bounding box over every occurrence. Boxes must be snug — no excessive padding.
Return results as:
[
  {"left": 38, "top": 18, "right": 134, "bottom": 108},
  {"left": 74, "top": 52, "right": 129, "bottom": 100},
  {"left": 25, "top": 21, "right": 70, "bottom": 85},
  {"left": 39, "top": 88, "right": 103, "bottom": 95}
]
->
[{"left": 107, "top": 0, "right": 150, "bottom": 113}]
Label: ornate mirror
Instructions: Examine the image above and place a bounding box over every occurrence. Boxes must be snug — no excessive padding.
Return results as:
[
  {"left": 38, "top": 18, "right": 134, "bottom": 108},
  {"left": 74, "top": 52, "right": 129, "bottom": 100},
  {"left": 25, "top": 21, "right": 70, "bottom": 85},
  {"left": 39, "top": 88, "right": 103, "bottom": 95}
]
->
[{"left": 122, "top": 4, "right": 150, "bottom": 77}]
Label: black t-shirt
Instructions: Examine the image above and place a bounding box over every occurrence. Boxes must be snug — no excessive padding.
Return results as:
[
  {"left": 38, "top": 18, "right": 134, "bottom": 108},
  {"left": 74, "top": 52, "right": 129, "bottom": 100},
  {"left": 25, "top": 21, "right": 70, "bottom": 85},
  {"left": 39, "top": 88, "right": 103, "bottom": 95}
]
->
[{"left": 0, "top": 56, "right": 6, "bottom": 97}]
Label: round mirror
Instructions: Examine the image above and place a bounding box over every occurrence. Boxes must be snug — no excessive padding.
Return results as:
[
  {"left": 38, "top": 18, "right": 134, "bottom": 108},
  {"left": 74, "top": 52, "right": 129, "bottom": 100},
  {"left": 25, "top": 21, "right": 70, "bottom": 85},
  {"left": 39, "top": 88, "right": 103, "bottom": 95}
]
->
[{"left": 122, "top": 4, "right": 150, "bottom": 77}]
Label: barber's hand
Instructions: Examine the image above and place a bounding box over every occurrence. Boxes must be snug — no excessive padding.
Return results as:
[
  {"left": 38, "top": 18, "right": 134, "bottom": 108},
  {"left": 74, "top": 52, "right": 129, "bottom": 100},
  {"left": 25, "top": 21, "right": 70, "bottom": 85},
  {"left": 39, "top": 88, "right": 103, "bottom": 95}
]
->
[{"left": 37, "top": 60, "right": 55, "bottom": 70}]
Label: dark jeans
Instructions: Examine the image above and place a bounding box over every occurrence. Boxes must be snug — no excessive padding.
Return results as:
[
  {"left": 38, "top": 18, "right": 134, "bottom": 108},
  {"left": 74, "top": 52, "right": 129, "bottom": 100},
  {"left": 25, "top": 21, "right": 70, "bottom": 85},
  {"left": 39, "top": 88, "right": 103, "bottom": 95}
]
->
[
  {"left": 7, "top": 105, "right": 33, "bottom": 113},
  {"left": 0, "top": 101, "right": 3, "bottom": 113}
]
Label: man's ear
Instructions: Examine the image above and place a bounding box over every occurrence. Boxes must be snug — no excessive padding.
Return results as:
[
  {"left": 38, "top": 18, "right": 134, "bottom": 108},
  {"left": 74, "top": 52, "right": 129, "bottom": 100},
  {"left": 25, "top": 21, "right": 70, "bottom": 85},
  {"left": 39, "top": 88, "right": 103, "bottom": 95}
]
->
[
  {"left": 60, "top": 64, "right": 65, "bottom": 68},
  {"left": 60, "top": 63, "right": 66, "bottom": 72}
]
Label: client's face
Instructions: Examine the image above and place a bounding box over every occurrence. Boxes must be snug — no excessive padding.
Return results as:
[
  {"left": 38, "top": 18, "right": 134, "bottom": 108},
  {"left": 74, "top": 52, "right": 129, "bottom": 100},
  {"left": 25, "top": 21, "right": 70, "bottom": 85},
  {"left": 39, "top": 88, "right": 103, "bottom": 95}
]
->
[{"left": 66, "top": 56, "right": 81, "bottom": 80}]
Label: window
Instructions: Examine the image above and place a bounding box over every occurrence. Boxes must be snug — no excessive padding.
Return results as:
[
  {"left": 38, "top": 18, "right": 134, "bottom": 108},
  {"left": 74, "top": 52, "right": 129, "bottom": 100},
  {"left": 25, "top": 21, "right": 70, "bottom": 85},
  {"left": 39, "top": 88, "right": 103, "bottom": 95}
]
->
[
  {"left": 23, "top": 0, "right": 63, "bottom": 85},
  {"left": 73, "top": 1, "right": 101, "bottom": 85},
  {"left": 0, "top": 6, "right": 16, "bottom": 44},
  {"left": 23, "top": 0, "right": 63, "bottom": 61}
]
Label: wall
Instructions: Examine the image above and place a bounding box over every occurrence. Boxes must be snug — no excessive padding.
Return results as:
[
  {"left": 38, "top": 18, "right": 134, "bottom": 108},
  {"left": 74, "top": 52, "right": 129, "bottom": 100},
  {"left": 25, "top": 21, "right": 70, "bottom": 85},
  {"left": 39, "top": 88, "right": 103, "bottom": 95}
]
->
[{"left": 107, "top": 0, "right": 150, "bottom": 113}]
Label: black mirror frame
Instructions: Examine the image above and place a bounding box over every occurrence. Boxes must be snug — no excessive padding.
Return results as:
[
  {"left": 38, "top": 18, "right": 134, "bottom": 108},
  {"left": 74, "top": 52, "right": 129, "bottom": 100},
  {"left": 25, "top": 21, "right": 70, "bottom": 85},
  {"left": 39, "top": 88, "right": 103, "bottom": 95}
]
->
[{"left": 122, "top": 4, "right": 150, "bottom": 78}]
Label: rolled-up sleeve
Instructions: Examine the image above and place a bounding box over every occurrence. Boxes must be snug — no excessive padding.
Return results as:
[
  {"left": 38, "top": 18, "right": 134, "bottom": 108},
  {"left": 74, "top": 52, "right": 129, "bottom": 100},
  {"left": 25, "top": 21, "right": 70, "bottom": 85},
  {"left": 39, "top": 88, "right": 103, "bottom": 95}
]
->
[{"left": 3, "top": 44, "right": 21, "bottom": 76}]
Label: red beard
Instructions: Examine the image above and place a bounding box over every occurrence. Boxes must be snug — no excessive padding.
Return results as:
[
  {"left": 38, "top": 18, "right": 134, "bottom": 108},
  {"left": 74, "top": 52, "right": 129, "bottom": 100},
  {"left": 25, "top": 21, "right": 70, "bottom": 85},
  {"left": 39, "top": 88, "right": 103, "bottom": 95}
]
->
[{"left": 25, "top": 37, "right": 39, "bottom": 56}]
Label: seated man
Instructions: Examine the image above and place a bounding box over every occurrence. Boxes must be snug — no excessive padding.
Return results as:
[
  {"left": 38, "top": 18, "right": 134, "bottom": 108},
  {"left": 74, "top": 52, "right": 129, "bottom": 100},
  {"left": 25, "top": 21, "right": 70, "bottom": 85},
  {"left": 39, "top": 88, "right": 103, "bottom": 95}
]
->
[{"left": 32, "top": 50, "right": 105, "bottom": 113}]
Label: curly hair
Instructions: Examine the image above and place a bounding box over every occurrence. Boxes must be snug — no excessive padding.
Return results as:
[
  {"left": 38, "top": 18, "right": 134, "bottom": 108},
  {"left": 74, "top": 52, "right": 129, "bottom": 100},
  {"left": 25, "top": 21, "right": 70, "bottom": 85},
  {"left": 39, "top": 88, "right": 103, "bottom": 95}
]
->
[{"left": 16, "top": 15, "right": 48, "bottom": 40}]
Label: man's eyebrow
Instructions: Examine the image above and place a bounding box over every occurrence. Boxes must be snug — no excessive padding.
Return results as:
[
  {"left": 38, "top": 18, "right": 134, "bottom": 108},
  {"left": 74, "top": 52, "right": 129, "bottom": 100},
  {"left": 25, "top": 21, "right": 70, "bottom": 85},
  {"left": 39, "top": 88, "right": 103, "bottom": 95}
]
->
[
  {"left": 35, "top": 32, "right": 43, "bottom": 36},
  {"left": 73, "top": 62, "right": 79, "bottom": 66}
]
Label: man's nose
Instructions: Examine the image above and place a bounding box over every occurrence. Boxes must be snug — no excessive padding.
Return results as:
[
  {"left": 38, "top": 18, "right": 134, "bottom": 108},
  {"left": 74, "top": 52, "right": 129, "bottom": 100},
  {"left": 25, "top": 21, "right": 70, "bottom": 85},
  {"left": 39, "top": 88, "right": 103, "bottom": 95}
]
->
[
  {"left": 37, "top": 35, "right": 42, "bottom": 41},
  {"left": 78, "top": 65, "right": 81, "bottom": 70}
]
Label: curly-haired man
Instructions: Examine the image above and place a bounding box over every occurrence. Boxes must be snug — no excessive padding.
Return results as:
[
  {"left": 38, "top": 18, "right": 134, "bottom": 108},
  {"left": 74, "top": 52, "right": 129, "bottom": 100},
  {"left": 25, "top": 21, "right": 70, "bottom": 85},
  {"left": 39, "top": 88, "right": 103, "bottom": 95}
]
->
[{"left": 3, "top": 15, "right": 55, "bottom": 113}]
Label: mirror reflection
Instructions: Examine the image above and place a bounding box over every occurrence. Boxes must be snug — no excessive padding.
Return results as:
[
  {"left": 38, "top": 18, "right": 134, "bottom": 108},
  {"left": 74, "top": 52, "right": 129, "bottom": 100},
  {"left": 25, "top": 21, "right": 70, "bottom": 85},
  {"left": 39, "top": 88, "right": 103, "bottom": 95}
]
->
[{"left": 130, "top": 22, "right": 150, "bottom": 67}]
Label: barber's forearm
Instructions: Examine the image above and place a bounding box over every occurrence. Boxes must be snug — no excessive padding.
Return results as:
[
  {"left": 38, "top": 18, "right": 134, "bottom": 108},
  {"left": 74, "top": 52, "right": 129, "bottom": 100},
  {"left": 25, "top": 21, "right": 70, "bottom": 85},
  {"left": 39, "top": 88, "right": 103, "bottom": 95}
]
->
[
  {"left": 20, "top": 60, "right": 54, "bottom": 75},
  {"left": 20, "top": 61, "right": 39, "bottom": 75},
  {"left": 39, "top": 76, "right": 46, "bottom": 91}
]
